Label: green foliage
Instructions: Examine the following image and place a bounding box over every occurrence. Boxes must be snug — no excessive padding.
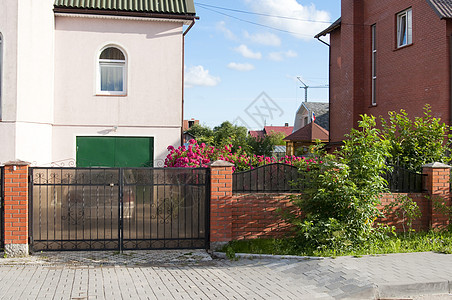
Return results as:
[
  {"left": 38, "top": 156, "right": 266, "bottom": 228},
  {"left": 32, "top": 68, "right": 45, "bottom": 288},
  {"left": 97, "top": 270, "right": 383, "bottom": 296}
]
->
[
  {"left": 186, "top": 121, "right": 250, "bottom": 152},
  {"left": 286, "top": 115, "right": 390, "bottom": 252},
  {"left": 225, "top": 246, "right": 237, "bottom": 260},
  {"left": 431, "top": 195, "right": 452, "bottom": 231},
  {"left": 185, "top": 124, "right": 214, "bottom": 145},
  {"left": 213, "top": 121, "right": 249, "bottom": 152},
  {"left": 246, "top": 131, "right": 285, "bottom": 156},
  {"left": 219, "top": 230, "right": 452, "bottom": 257},
  {"left": 383, "top": 194, "right": 422, "bottom": 235},
  {"left": 381, "top": 104, "right": 451, "bottom": 172},
  {"left": 185, "top": 121, "right": 287, "bottom": 156}
]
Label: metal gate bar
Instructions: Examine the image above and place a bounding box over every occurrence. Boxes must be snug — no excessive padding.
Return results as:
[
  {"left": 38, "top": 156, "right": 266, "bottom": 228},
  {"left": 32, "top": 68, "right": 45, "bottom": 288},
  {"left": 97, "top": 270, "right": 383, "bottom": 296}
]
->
[
  {"left": 30, "top": 168, "right": 121, "bottom": 251},
  {"left": 30, "top": 167, "right": 210, "bottom": 251},
  {"left": 121, "top": 168, "right": 210, "bottom": 250}
]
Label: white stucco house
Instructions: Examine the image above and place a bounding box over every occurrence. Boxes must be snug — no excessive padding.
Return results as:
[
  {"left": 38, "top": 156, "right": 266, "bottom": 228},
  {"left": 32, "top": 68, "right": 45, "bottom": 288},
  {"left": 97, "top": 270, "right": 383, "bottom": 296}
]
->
[{"left": 0, "top": 0, "right": 197, "bottom": 167}]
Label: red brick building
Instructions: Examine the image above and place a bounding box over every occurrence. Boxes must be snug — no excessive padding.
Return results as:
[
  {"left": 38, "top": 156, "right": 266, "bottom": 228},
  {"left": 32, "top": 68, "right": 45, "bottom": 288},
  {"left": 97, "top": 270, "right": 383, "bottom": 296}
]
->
[{"left": 316, "top": 0, "right": 452, "bottom": 145}]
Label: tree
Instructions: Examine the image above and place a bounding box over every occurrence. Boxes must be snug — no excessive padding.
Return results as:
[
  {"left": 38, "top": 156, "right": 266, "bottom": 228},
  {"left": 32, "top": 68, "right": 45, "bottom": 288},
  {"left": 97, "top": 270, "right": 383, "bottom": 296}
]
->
[
  {"left": 185, "top": 124, "right": 214, "bottom": 145},
  {"left": 381, "top": 105, "right": 451, "bottom": 172},
  {"left": 185, "top": 121, "right": 287, "bottom": 156},
  {"left": 212, "top": 121, "right": 249, "bottom": 152},
  {"left": 246, "top": 131, "right": 286, "bottom": 156}
]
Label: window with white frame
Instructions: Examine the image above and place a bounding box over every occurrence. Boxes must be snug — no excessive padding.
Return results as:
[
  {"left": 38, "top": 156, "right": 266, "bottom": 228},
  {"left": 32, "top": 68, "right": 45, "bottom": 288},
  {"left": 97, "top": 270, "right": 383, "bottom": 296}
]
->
[
  {"left": 397, "top": 8, "right": 412, "bottom": 48},
  {"left": 371, "top": 24, "right": 377, "bottom": 106},
  {"left": 98, "top": 46, "right": 126, "bottom": 95}
]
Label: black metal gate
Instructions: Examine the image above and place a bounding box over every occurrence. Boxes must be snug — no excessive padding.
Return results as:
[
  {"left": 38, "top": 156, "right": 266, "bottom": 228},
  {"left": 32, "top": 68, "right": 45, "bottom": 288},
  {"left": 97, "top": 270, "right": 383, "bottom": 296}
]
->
[{"left": 29, "top": 167, "right": 210, "bottom": 251}]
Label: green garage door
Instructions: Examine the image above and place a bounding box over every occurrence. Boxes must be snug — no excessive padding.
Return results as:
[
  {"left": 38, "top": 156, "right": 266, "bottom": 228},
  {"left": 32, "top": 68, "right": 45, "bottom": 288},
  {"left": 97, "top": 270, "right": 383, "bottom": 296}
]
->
[{"left": 76, "top": 136, "right": 154, "bottom": 167}]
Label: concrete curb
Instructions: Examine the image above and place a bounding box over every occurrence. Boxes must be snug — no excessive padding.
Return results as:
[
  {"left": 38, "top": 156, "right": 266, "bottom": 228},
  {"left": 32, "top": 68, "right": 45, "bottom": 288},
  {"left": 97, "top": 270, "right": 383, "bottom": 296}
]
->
[
  {"left": 212, "top": 251, "right": 324, "bottom": 260},
  {"left": 376, "top": 281, "right": 452, "bottom": 299}
]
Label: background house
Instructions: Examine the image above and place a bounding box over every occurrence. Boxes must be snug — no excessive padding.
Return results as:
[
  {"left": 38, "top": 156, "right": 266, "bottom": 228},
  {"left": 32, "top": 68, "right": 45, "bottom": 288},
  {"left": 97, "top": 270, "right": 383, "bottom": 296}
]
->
[
  {"left": 249, "top": 124, "right": 294, "bottom": 140},
  {"left": 249, "top": 124, "right": 293, "bottom": 158},
  {"left": 284, "top": 122, "right": 329, "bottom": 156},
  {"left": 315, "top": 0, "right": 452, "bottom": 146},
  {"left": 286, "top": 102, "right": 329, "bottom": 156},
  {"left": 293, "top": 102, "right": 329, "bottom": 132},
  {"left": 0, "top": 0, "right": 196, "bottom": 167}
]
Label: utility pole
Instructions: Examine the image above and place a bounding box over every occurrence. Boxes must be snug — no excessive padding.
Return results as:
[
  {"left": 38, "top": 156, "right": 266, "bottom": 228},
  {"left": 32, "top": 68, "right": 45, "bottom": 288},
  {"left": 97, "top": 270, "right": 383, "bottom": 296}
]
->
[{"left": 297, "top": 76, "right": 329, "bottom": 102}]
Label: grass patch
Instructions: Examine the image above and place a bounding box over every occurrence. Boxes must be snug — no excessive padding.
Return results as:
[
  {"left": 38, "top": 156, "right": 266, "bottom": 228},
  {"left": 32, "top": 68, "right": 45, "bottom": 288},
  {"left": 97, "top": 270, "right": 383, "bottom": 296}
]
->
[{"left": 219, "top": 231, "right": 452, "bottom": 258}]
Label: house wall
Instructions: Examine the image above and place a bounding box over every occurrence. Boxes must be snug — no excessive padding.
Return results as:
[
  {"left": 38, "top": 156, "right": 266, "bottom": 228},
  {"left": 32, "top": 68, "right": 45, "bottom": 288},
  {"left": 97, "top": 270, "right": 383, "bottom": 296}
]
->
[
  {"left": 0, "top": 0, "right": 19, "bottom": 161},
  {"left": 52, "top": 15, "right": 184, "bottom": 165},
  {"left": 330, "top": 0, "right": 451, "bottom": 144},
  {"left": 0, "top": 0, "right": 54, "bottom": 164},
  {"left": 293, "top": 105, "right": 310, "bottom": 132}
]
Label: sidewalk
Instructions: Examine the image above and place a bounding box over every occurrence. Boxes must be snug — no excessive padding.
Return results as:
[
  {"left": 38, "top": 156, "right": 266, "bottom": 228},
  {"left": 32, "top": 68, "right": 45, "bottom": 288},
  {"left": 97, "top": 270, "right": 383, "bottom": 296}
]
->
[{"left": 0, "top": 250, "right": 450, "bottom": 299}]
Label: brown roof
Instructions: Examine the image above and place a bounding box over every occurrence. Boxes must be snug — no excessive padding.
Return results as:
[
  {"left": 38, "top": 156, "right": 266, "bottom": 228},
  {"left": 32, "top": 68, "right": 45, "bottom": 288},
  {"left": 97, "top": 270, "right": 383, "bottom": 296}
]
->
[
  {"left": 314, "top": 17, "right": 341, "bottom": 38},
  {"left": 427, "top": 0, "right": 452, "bottom": 19},
  {"left": 264, "top": 126, "right": 294, "bottom": 136},
  {"left": 249, "top": 130, "right": 265, "bottom": 139},
  {"left": 284, "top": 122, "right": 329, "bottom": 142},
  {"left": 54, "top": 0, "right": 197, "bottom": 19}
]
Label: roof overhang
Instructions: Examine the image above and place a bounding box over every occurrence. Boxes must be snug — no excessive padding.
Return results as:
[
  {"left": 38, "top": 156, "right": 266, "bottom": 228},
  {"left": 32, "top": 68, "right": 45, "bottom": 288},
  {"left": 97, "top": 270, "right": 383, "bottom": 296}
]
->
[
  {"left": 54, "top": 7, "right": 198, "bottom": 23},
  {"left": 314, "top": 17, "right": 341, "bottom": 38},
  {"left": 426, "top": 0, "right": 452, "bottom": 19}
]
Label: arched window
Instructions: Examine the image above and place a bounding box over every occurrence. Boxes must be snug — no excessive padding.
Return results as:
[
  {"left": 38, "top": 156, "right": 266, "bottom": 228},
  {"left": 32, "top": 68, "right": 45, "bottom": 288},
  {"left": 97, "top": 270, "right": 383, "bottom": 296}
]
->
[{"left": 98, "top": 46, "right": 126, "bottom": 95}]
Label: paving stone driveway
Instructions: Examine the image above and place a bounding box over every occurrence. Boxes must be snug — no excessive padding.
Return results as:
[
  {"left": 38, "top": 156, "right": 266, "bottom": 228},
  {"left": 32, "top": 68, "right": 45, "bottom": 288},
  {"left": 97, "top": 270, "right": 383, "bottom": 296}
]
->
[{"left": 0, "top": 250, "right": 451, "bottom": 299}]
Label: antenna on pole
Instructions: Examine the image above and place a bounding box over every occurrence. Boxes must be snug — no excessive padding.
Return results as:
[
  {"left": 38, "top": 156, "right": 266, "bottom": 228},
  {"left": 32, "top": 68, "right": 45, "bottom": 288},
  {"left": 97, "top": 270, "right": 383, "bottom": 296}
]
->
[
  {"left": 297, "top": 77, "right": 308, "bottom": 102},
  {"left": 297, "top": 76, "right": 329, "bottom": 102}
]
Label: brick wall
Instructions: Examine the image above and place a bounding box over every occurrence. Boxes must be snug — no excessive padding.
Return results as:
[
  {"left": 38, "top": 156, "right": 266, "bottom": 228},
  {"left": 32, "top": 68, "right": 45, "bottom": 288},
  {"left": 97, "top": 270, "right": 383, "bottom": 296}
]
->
[
  {"left": 330, "top": 0, "right": 452, "bottom": 144},
  {"left": 231, "top": 193, "right": 296, "bottom": 240},
  {"left": 209, "top": 161, "right": 233, "bottom": 244},
  {"left": 377, "top": 193, "right": 430, "bottom": 232},
  {"left": 3, "top": 162, "right": 29, "bottom": 256}
]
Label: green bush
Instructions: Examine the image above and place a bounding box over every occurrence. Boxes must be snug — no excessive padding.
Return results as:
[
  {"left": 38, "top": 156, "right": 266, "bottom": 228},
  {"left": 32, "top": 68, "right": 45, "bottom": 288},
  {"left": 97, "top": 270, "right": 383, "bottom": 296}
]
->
[
  {"left": 381, "top": 104, "right": 451, "bottom": 172},
  {"left": 286, "top": 115, "right": 390, "bottom": 252}
]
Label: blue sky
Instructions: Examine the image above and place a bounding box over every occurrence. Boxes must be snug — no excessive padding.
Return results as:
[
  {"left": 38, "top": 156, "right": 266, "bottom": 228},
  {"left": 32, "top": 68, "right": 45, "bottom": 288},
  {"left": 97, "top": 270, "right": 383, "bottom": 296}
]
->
[{"left": 184, "top": 0, "right": 341, "bottom": 130}]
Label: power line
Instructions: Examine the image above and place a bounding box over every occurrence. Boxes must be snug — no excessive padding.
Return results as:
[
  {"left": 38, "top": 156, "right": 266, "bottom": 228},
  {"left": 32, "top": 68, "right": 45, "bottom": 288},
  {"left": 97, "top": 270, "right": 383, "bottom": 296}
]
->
[
  {"left": 195, "top": 2, "right": 333, "bottom": 25},
  {"left": 196, "top": 5, "right": 315, "bottom": 38},
  {"left": 195, "top": 2, "right": 372, "bottom": 28}
]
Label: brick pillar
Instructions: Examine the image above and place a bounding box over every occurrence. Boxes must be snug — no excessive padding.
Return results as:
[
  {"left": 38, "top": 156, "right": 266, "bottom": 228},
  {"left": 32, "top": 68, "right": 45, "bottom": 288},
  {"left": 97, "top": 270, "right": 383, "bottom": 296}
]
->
[
  {"left": 208, "top": 160, "right": 234, "bottom": 250},
  {"left": 3, "top": 161, "right": 30, "bottom": 257},
  {"left": 422, "top": 162, "right": 451, "bottom": 229}
]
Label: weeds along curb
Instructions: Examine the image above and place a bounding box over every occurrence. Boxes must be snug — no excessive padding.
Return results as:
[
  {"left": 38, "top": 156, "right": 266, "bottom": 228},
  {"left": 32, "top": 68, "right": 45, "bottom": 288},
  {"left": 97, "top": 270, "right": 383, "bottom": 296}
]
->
[{"left": 212, "top": 252, "right": 324, "bottom": 260}]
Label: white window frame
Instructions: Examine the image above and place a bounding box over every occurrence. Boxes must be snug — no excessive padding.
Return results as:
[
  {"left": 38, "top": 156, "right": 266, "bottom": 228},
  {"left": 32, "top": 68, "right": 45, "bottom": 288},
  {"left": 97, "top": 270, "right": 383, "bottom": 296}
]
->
[
  {"left": 371, "top": 24, "right": 377, "bottom": 106},
  {"left": 397, "top": 8, "right": 413, "bottom": 48},
  {"left": 97, "top": 45, "right": 127, "bottom": 96}
]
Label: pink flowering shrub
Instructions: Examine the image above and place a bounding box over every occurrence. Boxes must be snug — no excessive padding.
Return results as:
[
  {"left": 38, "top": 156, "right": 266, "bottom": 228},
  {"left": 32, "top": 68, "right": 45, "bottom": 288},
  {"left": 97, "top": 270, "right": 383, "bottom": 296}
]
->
[{"left": 165, "top": 140, "right": 321, "bottom": 172}]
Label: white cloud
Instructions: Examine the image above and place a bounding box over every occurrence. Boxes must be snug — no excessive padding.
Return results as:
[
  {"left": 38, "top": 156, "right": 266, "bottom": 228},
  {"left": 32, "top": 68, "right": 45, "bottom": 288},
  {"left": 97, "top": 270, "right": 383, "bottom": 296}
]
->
[
  {"left": 244, "top": 0, "right": 331, "bottom": 40},
  {"left": 234, "top": 44, "right": 262, "bottom": 59},
  {"left": 243, "top": 31, "right": 281, "bottom": 46},
  {"left": 285, "top": 50, "right": 298, "bottom": 58},
  {"left": 185, "top": 65, "right": 221, "bottom": 88},
  {"left": 227, "top": 62, "right": 255, "bottom": 72},
  {"left": 216, "top": 21, "right": 237, "bottom": 41},
  {"left": 268, "top": 50, "right": 298, "bottom": 61}
]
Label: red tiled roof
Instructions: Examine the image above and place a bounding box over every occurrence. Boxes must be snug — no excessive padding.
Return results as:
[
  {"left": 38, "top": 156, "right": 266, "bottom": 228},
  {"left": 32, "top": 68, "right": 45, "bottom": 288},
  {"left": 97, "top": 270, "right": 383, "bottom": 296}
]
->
[
  {"left": 264, "top": 126, "right": 294, "bottom": 136},
  {"left": 249, "top": 130, "right": 265, "bottom": 139},
  {"left": 284, "top": 122, "right": 329, "bottom": 142}
]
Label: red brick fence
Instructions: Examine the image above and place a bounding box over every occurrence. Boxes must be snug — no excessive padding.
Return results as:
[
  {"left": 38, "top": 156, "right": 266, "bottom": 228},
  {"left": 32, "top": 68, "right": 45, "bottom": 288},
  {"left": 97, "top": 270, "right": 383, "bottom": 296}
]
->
[
  {"left": 1, "top": 160, "right": 451, "bottom": 256},
  {"left": 209, "top": 161, "right": 451, "bottom": 249}
]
